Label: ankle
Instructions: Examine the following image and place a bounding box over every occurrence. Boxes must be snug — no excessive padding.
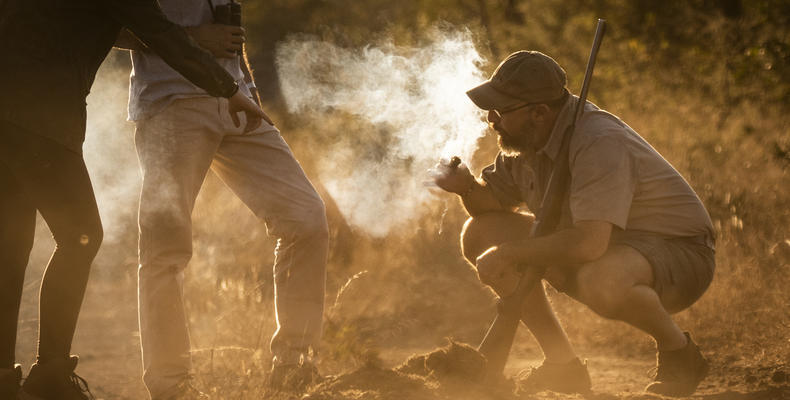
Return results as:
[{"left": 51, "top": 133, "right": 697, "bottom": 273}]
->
[
  {"left": 656, "top": 333, "right": 688, "bottom": 352},
  {"left": 36, "top": 353, "right": 69, "bottom": 365}
]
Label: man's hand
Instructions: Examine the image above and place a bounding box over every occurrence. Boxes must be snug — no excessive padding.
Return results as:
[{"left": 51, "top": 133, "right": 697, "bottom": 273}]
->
[
  {"left": 228, "top": 90, "right": 274, "bottom": 133},
  {"left": 476, "top": 246, "right": 521, "bottom": 297},
  {"left": 429, "top": 158, "right": 476, "bottom": 194},
  {"left": 185, "top": 24, "right": 245, "bottom": 58}
]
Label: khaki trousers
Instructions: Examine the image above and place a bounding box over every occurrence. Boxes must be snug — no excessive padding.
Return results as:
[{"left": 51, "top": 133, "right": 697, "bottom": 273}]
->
[{"left": 134, "top": 97, "right": 327, "bottom": 399}]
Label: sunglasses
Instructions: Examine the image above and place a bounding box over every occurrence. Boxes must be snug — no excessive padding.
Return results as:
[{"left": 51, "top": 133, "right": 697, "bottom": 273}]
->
[{"left": 492, "top": 102, "right": 541, "bottom": 119}]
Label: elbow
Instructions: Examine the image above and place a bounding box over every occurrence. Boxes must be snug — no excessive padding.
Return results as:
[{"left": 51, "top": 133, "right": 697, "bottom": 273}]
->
[{"left": 571, "top": 234, "right": 609, "bottom": 263}]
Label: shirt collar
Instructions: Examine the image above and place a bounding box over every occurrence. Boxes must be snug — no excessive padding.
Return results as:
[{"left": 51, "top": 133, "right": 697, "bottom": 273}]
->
[{"left": 537, "top": 95, "right": 578, "bottom": 161}]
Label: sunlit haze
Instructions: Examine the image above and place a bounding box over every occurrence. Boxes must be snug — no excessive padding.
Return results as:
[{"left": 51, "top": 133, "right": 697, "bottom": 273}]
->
[{"left": 277, "top": 30, "right": 489, "bottom": 236}]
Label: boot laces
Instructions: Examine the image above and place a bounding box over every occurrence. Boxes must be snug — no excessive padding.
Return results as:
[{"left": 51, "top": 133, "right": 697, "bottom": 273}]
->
[
  {"left": 69, "top": 372, "right": 95, "bottom": 399},
  {"left": 647, "top": 365, "right": 659, "bottom": 379}
]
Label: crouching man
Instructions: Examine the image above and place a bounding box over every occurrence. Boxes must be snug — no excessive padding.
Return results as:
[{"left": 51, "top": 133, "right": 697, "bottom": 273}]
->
[{"left": 433, "top": 51, "right": 715, "bottom": 397}]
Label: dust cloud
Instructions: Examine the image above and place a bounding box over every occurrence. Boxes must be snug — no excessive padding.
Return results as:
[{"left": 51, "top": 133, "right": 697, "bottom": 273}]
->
[
  {"left": 276, "top": 30, "right": 490, "bottom": 237},
  {"left": 82, "top": 54, "right": 140, "bottom": 248}
]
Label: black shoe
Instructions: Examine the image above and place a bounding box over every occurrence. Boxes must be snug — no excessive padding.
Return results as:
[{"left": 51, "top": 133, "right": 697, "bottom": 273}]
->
[
  {"left": 0, "top": 364, "right": 22, "bottom": 399},
  {"left": 645, "top": 332, "right": 709, "bottom": 397},
  {"left": 517, "top": 357, "right": 592, "bottom": 394},
  {"left": 18, "top": 356, "right": 94, "bottom": 400}
]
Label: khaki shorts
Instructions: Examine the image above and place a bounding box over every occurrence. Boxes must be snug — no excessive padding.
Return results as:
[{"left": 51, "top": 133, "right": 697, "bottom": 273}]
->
[{"left": 610, "top": 230, "right": 716, "bottom": 311}]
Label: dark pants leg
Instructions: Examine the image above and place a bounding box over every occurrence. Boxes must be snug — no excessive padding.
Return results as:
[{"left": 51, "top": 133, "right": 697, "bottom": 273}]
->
[
  {"left": 0, "top": 122, "right": 103, "bottom": 363},
  {"left": 0, "top": 160, "right": 36, "bottom": 368}
]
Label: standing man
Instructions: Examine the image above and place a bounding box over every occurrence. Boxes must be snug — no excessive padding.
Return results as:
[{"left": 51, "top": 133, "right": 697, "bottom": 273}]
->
[
  {"left": 118, "top": 1, "right": 328, "bottom": 398},
  {"left": 433, "top": 51, "right": 715, "bottom": 397},
  {"left": 0, "top": 0, "right": 265, "bottom": 399}
]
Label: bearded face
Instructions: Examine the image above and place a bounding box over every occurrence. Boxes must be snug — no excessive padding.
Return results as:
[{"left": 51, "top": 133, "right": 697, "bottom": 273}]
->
[
  {"left": 497, "top": 132, "right": 528, "bottom": 155},
  {"left": 493, "top": 121, "right": 534, "bottom": 156}
]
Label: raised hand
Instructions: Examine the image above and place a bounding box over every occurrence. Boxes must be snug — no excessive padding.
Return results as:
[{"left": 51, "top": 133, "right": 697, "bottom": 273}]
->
[{"left": 429, "top": 157, "right": 475, "bottom": 195}]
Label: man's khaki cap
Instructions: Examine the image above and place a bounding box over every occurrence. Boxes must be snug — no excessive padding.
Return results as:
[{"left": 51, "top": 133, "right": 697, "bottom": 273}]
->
[{"left": 467, "top": 50, "right": 567, "bottom": 111}]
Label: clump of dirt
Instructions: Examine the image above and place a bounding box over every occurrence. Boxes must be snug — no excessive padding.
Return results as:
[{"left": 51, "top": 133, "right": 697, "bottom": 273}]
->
[
  {"left": 732, "top": 362, "right": 790, "bottom": 390},
  {"left": 303, "top": 365, "right": 436, "bottom": 400},
  {"left": 285, "top": 341, "right": 518, "bottom": 400},
  {"left": 397, "top": 340, "right": 487, "bottom": 383}
]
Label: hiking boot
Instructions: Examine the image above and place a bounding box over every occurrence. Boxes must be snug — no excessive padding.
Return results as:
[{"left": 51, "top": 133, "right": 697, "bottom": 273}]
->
[
  {"left": 157, "top": 379, "right": 210, "bottom": 400},
  {"left": 645, "top": 332, "right": 709, "bottom": 397},
  {"left": 268, "top": 360, "right": 322, "bottom": 392},
  {"left": 18, "top": 356, "right": 94, "bottom": 400},
  {"left": 0, "top": 364, "right": 22, "bottom": 398},
  {"left": 517, "top": 357, "right": 592, "bottom": 394}
]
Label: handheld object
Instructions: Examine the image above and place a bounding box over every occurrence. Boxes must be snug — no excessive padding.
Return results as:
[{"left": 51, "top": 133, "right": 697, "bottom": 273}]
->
[
  {"left": 213, "top": 0, "right": 242, "bottom": 27},
  {"left": 208, "top": 0, "right": 242, "bottom": 55}
]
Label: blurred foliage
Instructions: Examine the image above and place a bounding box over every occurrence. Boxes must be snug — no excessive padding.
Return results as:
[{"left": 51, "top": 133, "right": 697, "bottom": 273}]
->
[{"left": 245, "top": 0, "right": 790, "bottom": 111}]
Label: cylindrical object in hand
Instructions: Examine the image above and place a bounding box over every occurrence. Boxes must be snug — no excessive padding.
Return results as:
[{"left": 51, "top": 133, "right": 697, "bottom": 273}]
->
[{"left": 230, "top": 1, "right": 242, "bottom": 26}]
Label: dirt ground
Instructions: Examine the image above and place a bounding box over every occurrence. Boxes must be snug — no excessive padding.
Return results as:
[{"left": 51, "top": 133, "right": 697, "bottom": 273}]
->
[
  {"left": 13, "top": 206, "right": 789, "bottom": 400},
  {"left": 14, "top": 275, "right": 789, "bottom": 400}
]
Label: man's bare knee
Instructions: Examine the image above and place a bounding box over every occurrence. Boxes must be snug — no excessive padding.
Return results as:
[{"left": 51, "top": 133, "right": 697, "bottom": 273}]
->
[
  {"left": 460, "top": 212, "right": 533, "bottom": 263},
  {"left": 460, "top": 217, "right": 483, "bottom": 262}
]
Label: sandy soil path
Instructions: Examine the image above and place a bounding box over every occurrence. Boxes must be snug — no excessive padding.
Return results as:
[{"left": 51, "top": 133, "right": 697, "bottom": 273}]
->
[{"left": 14, "top": 259, "right": 788, "bottom": 399}]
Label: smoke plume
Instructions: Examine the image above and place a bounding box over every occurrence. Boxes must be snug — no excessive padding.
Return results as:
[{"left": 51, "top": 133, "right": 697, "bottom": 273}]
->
[{"left": 276, "top": 30, "right": 490, "bottom": 237}]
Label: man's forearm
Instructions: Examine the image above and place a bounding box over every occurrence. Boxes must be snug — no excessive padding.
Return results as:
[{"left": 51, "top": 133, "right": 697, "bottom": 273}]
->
[
  {"left": 136, "top": 25, "right": 238, "bottom": 98},
  {"left": 461, "top": 179, "right": 508, "bottom": 216},
  {"left": 498, "top": 220, "right": 613, "bottom": 268},
  {"left": 107, "top": 2, "right": 238, "bottom": 98}
]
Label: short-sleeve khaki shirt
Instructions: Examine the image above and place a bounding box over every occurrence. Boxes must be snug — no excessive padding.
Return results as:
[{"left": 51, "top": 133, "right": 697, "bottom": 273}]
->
[{"left": 482, "top": 95, "right": 715, "bottom": 243}]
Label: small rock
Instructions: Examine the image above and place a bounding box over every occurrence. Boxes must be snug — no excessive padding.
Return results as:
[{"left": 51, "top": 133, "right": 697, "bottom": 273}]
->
[
  {"left": 745, "top": 374, "right": 758, "bottom": 384},
  {"left": 771, "top": 370, "right": 787, "bottom": 383}
]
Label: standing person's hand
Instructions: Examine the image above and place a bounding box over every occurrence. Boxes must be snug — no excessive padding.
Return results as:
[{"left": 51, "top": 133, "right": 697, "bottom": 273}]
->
[
  {"left": 429, "top": 157, "right": 476, "bottom": 194},
  {"left": 185, "top": 24, "right": 245, "bottom": 58},
  {"left": 228, "top": 90, "right": 273, "bottom": 133}
]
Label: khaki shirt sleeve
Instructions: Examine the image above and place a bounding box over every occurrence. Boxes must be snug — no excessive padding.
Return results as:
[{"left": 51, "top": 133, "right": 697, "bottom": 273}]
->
[
  {"left": 569, "top": 135, "right": 636, "bottom": 229},
  {"left": 481, "top": 153, "right": 523, "bottom": 210},
  {"left": 104, "top": 0, "right": 238, "bottom": 98}
]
